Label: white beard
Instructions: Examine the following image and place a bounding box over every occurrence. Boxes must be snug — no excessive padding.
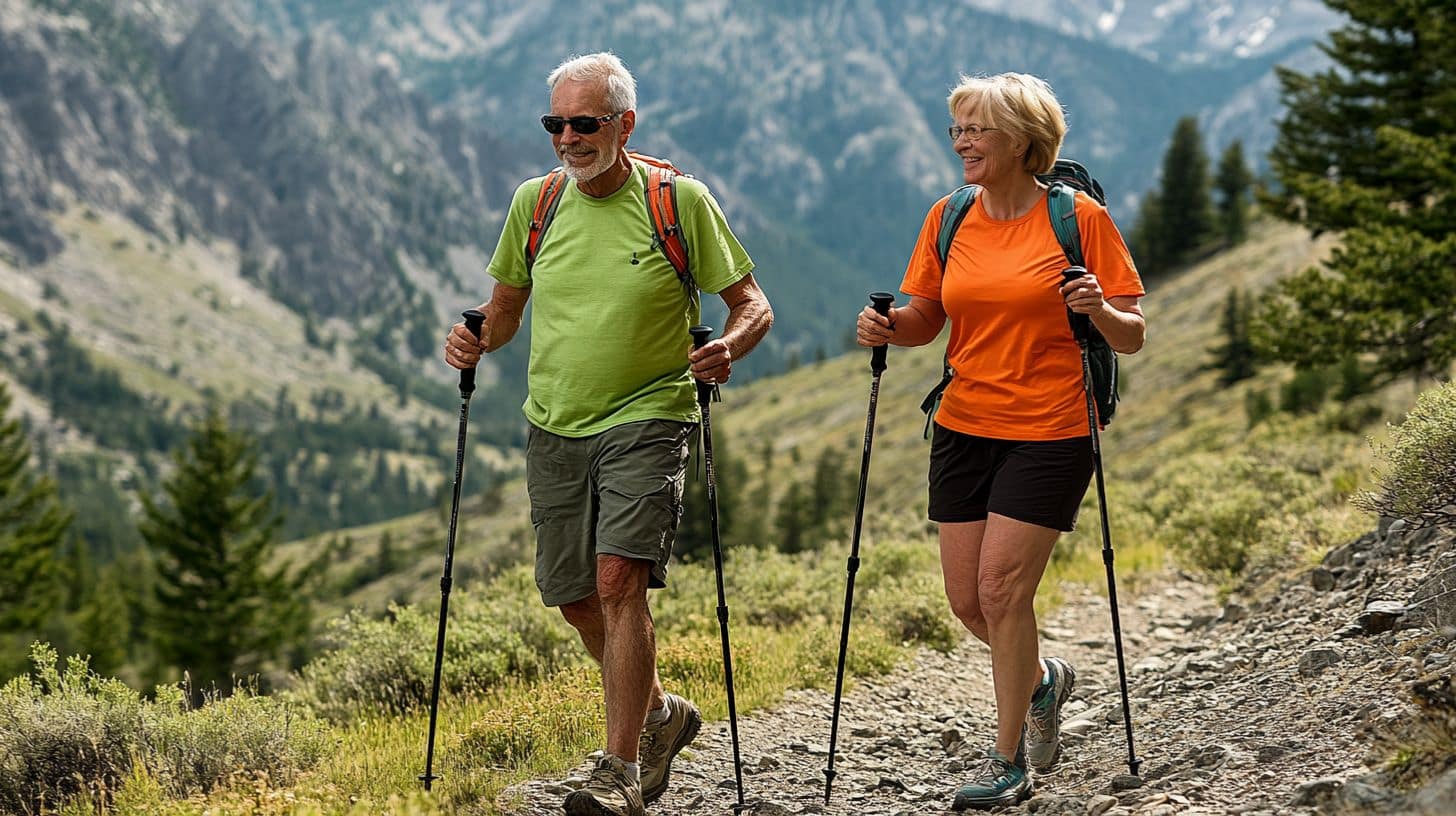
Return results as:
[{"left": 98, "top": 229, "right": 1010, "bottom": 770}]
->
[{"left": 560, "top": 143, "right": 618, "bottom": 182}]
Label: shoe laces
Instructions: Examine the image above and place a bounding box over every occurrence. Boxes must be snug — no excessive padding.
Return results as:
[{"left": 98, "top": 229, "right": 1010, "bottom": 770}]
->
[
  {"left": 589, "top": 758, "right": 628, "bottom": 789},
  {"left": 972, "top": 752, "right": 1018, "bottom": 787},
  {"left": 640, "top": 722, "right": 668, "bottom": 764}
]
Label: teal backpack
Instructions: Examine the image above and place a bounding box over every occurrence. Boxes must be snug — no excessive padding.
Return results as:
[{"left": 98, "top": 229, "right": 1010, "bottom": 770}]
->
[{"left": 918, "top": 159, "right": 1120, "bottom": 437}]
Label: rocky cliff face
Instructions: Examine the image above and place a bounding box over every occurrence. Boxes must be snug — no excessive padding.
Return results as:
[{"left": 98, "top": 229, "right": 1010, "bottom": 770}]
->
[{"left": 0, "top": 0, "right": 531, "bottom": 327}]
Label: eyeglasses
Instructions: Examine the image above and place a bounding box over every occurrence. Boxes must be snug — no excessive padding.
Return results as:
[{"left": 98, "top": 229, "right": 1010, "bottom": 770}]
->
[
  {"left": 540, "top": 112, "right": 624, "bottom": 135},
  {"left": 948, "top": 124, "right": 999, "bottom": 142}
]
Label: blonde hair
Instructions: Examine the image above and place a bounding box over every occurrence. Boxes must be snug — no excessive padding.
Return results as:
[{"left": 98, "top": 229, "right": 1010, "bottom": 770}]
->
[
  {"left": 947, "top": 73, "right": 1066, "bottom": 175},
  {"left": 547, "top": 52, "right": 637, "bottom": 113}
]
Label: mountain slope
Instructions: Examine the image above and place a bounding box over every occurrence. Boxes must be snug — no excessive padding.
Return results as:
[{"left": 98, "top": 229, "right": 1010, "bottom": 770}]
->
[
  {"left": 243, "top": 0, "right": 1323, "bottom": 352},
  {"left": 287, "top": 216, "right": 1361, "bottom": 617}
]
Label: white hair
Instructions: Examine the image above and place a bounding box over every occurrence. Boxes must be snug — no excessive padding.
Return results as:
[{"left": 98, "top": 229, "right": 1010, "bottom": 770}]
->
[{"left": 547, "top": 52, "right": 637, "bottom": 113}]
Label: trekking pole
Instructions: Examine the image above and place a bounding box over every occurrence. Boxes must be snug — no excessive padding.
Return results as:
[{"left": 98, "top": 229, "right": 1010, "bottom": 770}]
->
[
  {"left": 690, "top": 325, "right": 747, "bottom": 814},
  {"left": 1061, "top": 267, "right": 1141, "bottom": 778},
  {"left": 824, "top": 292, "right": 895, "bottom": 804},
  {"left": 420, "top": 308, "right": 485, "bottom": 792}
]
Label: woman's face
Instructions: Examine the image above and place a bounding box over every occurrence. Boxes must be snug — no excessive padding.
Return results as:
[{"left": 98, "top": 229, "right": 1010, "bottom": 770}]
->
[{"left": 951, "top": 103, "right": 1028, "bottom": 189}]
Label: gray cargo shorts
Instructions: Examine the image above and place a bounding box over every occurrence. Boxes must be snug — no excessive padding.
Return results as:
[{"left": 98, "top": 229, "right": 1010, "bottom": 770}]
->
[{"left": 526, "top": 418, "right": 693, "bottom": 607}]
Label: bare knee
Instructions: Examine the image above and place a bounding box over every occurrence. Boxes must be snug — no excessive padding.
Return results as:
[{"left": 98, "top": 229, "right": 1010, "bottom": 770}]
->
[
  {"left": 977, "top": 565, "right": 1032, "bottom": 625},
  {"left": 946, "top": 588, "right": 985, "bottom": 632},
  {"left": 559, "top": 596, "right": 601, "bottom": 632},
  {"left": 596, "top": 555, "right": 650, "bottom": 611}
]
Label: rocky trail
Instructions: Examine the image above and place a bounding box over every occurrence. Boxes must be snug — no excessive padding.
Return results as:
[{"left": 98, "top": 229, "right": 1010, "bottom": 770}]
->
[{"left": 500, "top": 522, "right": 1456, "bottom": 815}]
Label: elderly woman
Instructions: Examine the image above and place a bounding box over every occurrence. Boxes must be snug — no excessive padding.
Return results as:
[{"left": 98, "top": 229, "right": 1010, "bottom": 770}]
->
[{"left": 856, "top": 72, "right": 1145, "bottom": 809}]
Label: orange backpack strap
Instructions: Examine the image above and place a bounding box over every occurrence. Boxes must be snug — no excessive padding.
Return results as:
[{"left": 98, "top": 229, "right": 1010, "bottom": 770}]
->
[
  {"left": 631, "top": 152, "right": 693, "bottom": 292},
  {"left": 525, "top": 168, "right": 568, "bottom": 272}
]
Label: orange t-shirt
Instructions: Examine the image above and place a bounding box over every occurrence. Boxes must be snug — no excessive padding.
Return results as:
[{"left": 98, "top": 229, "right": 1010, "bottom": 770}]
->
[{"left": 900, "top": 189, "right": 1144, "bottom": 441}]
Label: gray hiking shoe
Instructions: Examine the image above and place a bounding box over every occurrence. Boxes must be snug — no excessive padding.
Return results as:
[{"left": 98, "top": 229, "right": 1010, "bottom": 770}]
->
[
  {"left": 1025, "top": 656, "right": 1077, "bottom": 771},
  {"left": 563, "top": 754, "right": 644, "bottom": 816},
  {"left": 639, "top": 693, "right": 702, "bottom": 805}
]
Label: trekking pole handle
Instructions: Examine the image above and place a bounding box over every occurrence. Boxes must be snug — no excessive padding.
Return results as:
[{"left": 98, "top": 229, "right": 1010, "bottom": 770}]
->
[
  {"left": 459, "top": 309, "right": 486, "bottom": 396},
  {"left": 689, "top": 325, "right": 718, "bottom": 406},
  {"left": 869, "top": 292, "right": 894, "bottom": 374},
  {"left": 1060, "top": 267, "right": 1091, "bottom": 344}
]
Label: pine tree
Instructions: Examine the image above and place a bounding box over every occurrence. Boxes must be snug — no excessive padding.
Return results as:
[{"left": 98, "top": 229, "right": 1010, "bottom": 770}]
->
[
  {"left": 1214, "top": 141, "right": 1254, "bottom": 246},
  {"left": 675, "top": 435, "right": 745, "bottom": 562},
  {"left": 1207, "top": 288, "right": 1258, "bottom": 385},
  {"left": 0, "top": 381, "right": 72, "bottom": 632},
  {"left": 140, "top": 406, "right": 308, "bottom": 700},
  {"left": 1258, "top": 0, "right": 1456, "bottom": 384},
  {"left": 73, "top": 563, "right": 130, "bottom": 677},
  {"left": 773, "top": 479, "right": 811, "bottom": 554},
  {"left": 1128, "top": 190, "right": 1166, "bottom": 275},
  {"left": 1154, "top": 116, "right": 1216, "bottom": 271}
]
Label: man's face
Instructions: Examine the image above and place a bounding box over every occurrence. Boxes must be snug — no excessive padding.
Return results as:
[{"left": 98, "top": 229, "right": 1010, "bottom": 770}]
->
[{"left": 550, "top": 78, "right": 629, "bottom": 182}]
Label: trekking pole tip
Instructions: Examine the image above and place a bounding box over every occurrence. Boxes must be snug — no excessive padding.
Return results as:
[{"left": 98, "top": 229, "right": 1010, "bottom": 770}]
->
[{"left": 823, "top": 768, "right": 836, "bottom": 803}]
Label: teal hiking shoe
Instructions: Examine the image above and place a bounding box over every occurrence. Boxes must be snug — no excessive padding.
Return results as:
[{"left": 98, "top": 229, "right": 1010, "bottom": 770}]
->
[
  {"left": 952, "top": 748, "right": 1032, "bottom": 810},
  {"left": 1025, "top": 656, "right": 1076, "bottom": 771}
]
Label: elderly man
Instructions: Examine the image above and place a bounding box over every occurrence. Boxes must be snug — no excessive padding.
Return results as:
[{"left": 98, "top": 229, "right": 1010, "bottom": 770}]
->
[{"left": 444, "top": 52, "right": 773, "bottom": 816}]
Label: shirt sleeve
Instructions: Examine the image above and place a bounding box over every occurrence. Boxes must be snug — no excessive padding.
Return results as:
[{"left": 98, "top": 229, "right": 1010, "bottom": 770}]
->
[
  {"left": 899, "top": 197, "right": 951, "bottom": 302},
  {"left": 1076, "top": 193, "right": 1145, "bottom": 299},
  {"left": 679, "top": 177, "right": 754, "bottom": 295},
  {"left": 485, "top": 177, "right": 544, "bottom": 289}
]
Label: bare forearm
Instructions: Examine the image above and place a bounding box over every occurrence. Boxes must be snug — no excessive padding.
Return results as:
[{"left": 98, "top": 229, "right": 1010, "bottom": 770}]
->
[
  {"left": 721, "top": 293, "right": 773, "bottom": 361},
  {"left": 1090, "top": 301, "right": 1145, "bottom": 354},
  {"left": 886, "top": 300, "right": 946, "bottom": 347},
  {"left": 478, "top": 282, "right": 529, "bottom": 352}
]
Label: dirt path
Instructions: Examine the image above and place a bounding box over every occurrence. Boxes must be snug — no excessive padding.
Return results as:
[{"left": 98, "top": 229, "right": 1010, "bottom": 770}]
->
[{"left": 501, "top": 523, "right": 1455, "bottom": 815}]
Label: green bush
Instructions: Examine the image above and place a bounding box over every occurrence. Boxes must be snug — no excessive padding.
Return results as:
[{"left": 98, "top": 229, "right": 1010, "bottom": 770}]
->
[
  {"left": 1138, "top": 450, "right": 1318, "bottom": 577},
  {"left": 0, "top": 646, "right": 142, "bottom": 814},
  {"left": 453, "top": 668, "right": 601, "bottom": 770},
  {"left": 290, "top": 566, "right": 579, "bottom": 722},
  {"left": 1357, "top": 381, "right": 1456, "bottom": 527},
  {"left": 144, "top": 684, "right": 331, "bottom": 796},
  {"left": 0, "top": 645, "right": 330, "bottom": 814}
]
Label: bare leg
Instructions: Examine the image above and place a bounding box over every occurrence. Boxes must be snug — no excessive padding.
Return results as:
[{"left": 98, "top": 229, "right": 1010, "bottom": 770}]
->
[
  {"left": 939, "top": 520, "right": 990, "bottom": 644},
  {"left": 977, "top": 513, "right": 1059, "bottom": 759},
  {"left": 559, "top": 554, "right": 666, "bottom": 761}
]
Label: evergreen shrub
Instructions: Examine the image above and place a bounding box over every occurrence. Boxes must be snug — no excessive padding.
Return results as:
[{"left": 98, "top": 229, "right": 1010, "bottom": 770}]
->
[
  {"left": 1357, "top": 381, "right": 1456, "bottom": 528},
  {"left": 290, "top": 567, "right": 578, "bottom": 722},
  {"left": 0, "top": 645, "right": 328, "bottom": 814}
]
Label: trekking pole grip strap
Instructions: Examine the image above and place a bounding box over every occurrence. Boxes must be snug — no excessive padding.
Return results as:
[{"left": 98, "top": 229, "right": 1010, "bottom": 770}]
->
[
  {"left": 869, "top": 292, "right": 894, "bottom": 373},
  {"left": 460, "top": 309, "right": 485, "bottom": 396}
]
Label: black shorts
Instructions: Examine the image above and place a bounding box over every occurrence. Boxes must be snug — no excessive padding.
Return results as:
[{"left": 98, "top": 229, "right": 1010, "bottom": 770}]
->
[{"left": 927, "top": 424, "right": 1094, "bottom": 532}]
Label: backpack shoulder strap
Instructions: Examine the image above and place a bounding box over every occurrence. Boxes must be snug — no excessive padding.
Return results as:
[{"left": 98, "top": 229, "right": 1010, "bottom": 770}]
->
[
  {"left": 525, "top": 169, "right": 568, "bottom": 272},
  {"left": 936, "top": 185, "right": 979, "bottom": 272},
  {"left": 1046, "top": 182, "right": 1084, "bottom": 268},
  {"left": 641, "top": 161, "right": 692, "bottom": 286}
]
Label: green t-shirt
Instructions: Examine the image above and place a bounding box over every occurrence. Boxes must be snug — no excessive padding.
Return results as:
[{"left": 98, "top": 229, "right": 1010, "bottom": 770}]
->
[{"left": 488, "top": 162, "right": 754, "bottom": 437}]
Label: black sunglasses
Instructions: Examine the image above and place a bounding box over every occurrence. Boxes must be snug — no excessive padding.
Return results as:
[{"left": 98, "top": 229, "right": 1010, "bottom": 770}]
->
[{"left": 540, "top": 111, "right": 624, "bottom": 135}]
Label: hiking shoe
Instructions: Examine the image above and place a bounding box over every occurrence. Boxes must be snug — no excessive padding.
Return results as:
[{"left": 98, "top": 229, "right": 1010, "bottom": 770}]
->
[
  {"left": 951, "top": 748, "right": 1032, "bottom": 810},
  {"left": 563, "top": 754, "right": 644, "bottom": 816},
  {"left": 1025, "top": 656, "right": 1077, "bottom": 771},
  {"left": 639, "top": 693, "right": 702, "bottom": 805}
]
